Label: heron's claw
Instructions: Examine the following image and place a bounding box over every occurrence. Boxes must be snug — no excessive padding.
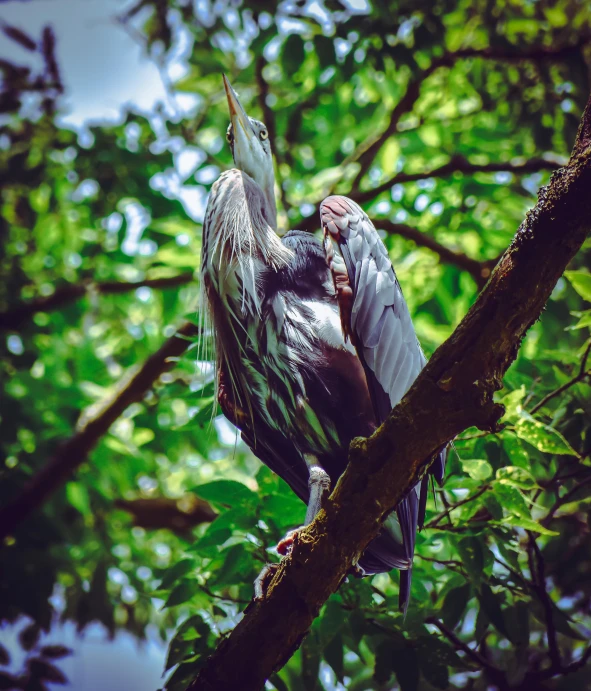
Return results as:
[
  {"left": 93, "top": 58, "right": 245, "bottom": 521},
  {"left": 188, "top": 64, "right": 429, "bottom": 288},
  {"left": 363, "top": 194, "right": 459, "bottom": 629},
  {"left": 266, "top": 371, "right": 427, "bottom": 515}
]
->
[
  {"left": 349, "top": 563, "right": 366, "bottom": 579},
  {"left": 253, "top": 562, "right": 279, "bottom": 600}
]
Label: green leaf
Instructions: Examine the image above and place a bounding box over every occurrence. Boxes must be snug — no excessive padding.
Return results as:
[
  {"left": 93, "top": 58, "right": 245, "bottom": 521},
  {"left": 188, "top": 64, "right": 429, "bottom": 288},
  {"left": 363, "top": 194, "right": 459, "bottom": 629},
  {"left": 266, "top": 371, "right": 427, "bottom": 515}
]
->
[
  {"left": 373, "top": 639, "right": 393, "bottom": 685},
  {"left": 159, "top": 559, "right": 196, "bottom": 590},
  {"left": 530, "top": 600, "right": 586, "bottom": 640},
  {"left": 501, "top": 386, "right": 526, "bottom": 422},
  {"left": 565, "top": 270, "right": 591, "bottom": 301},
  {"left": 503, "top": 601, "right": 529, "bottom": 646},
  {"left": 567, "top": 309, "right": 591, "bottom": 330},
  {"left": 282, "top": 34, "right": 305, "bottom": 77},
  {"left": 495, "top": 516, "right": 559, "bottom": 536},
  {"left": 496, "top": 466, "right": 538, "bottom": 490},
  {"left": 477, "top": 584, "right": 509, "bottom": 638},
  {"left": 191, "top": 526, "right": 233, "bottom": 554},
  {"left": 461, "top": 459, "right": 493, "bottom": 481},
  {"left": 162, "top": 579, "right": 195, "bottom": 609},
  {"left": 392, "top": 645, "right": 420, "bottom": 691},
  {"left": 192, "top": 480, "right": 257, "bottom": 507},
  {"left": 456, "top": 537, "right": 484, "bottom": 581},
  {"left": 441, "top": 584, "right": 471, "bottom": 629},
  {"left": 514, "top": 413, "right": 578, "bottom": 456},
  {"left": 324, "top": 632, "right": 344, "bottom": 682},
  {"left": 262, "top": 492, "right": 304, "bottom": 529},
  {"left": 210, "top": 544, "right": 253, "bottom": 587},
  {"left": 493, "top": 483, "right": 530, "bottom": 518},
  {"left": 416, "top": 636, "right": 451, "bottom": 689},
  {"left": 319, "top": 598, "right": 345, "bottom": 647},
  {"left": 314, "top": 35, "right": 334, "bottom": 70},
  {"left": 66, "top": 482, "right": 92, "bottom": 517}
]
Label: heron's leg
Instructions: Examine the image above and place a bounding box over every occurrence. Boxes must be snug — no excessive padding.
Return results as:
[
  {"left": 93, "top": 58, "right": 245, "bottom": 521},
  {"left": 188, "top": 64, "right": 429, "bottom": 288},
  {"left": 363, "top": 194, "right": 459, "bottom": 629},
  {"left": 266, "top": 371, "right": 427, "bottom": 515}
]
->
[
  {"left": 253, "top": 457, "right": 331, "bottom": 599},
  {"left": 276, "top": 456, "right": 331, "bottom": 555}
]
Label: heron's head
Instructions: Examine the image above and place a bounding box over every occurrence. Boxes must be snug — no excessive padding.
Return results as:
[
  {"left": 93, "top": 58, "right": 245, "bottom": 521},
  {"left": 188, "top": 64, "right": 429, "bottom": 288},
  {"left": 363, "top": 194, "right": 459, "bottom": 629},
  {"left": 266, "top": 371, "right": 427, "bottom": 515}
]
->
[{"left": 223, "top": 75, "right": 276, "bottom": 228}]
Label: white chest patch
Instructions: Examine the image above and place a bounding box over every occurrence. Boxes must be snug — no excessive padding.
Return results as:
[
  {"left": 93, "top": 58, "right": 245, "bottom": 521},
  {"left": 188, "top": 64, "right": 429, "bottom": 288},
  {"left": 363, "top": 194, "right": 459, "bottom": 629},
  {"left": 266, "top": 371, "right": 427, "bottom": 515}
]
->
[{"left": 301, "top": 300, "right": 356, "bottom": 354}]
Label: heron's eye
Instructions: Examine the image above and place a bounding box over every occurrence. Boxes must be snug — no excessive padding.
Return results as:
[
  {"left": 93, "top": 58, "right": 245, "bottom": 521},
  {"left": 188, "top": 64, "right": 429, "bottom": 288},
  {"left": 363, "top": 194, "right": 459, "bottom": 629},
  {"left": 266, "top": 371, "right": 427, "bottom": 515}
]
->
[
  {"left": 259, "top": 129, "right": 268, "bottom": 141},
  {"left": 226, "top": 130, "right": 233, "bottom": 144}
]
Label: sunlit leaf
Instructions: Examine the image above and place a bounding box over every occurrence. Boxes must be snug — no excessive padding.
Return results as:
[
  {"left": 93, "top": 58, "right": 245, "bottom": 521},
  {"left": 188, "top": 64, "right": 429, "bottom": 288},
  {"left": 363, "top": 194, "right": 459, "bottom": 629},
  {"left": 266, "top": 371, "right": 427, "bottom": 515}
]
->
[{"left": 514, "top": 413, "right": 579, "bottom": 456}]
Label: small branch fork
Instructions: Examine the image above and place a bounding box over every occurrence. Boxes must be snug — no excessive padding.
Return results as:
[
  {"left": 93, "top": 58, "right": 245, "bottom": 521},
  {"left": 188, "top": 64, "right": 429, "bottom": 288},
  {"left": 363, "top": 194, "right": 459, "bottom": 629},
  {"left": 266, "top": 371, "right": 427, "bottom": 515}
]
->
[
  {"left": 425, "top": 484, "right": 490, "bottom": 529},
  {"left": 186, "top": 92, "right": 591, "bottom": 691}
]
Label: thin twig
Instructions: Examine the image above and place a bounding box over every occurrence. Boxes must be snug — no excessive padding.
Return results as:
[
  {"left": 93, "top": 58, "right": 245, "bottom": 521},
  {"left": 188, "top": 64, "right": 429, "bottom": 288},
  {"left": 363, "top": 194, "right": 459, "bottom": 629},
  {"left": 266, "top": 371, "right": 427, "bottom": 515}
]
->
[
  {"left": 425, "top": 484, "right": 490, "bottom": 529},
  {"left": 530, "top": 339, "right": 591, "bottom": 414},
  {"left": 542, "top": 475, "right": 591, "bottom": 526},
  {"left": 426, "top": 617, "right": 507, "bottom": 687},
  {"left": 528, "top": 533, "right": 562, "bottom": 670}
]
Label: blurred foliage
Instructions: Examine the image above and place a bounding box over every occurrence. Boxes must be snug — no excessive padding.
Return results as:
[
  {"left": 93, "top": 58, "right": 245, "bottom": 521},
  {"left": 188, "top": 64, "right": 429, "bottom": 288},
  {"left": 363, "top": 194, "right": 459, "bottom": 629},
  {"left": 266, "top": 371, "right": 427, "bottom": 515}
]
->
[{"left": 1, "top": 1, "right": 591, "bottom": 690}]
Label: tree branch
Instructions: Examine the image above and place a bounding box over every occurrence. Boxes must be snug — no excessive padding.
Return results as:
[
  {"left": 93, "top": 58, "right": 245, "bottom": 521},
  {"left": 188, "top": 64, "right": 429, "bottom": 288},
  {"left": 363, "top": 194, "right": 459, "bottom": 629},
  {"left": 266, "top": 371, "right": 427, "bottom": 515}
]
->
[
  {"left": 297, "top": 213, "right": 497, "bottom": 287},
  {"left": 425, "top": 617, "right": 504, "bottom": 678},
  {"left": 186, "top": 93, "right": 591, "bottom": 691},
  {"left": 351, "top": 155, "right": 562, "bottom": 205},
  {"left": 0, "top": 321, "right": 199, "bottom": 540},
  {"left": 0, "top": 273, "right": 194, "bottom": 331},
  {"left": 377, "top": 219, "right": 500, "bottom": 288},
  {"left": 350, "top": 40, "right": 588, "bottom": 187}
]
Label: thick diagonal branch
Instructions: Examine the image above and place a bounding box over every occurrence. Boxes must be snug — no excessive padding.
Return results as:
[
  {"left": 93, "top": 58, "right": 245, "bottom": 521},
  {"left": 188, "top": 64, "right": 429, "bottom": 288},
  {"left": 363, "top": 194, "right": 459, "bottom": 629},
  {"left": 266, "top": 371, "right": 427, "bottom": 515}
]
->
[
  {"left": 0, "top": 273, "right": 194, "bottom": 331},
  {"left": 187, "top": 93, "right": 591, "bottom": 691},
  {"left": 0, "top": 321, "right": 199, "bottom": 539}
]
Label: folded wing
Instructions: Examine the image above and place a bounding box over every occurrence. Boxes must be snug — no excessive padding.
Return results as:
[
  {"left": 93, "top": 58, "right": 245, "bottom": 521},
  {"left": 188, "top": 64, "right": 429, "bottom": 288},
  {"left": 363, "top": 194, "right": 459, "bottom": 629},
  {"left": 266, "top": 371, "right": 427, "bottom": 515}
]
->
[{"left": 321, "top": 195, "right": 446, "bottom": 608}]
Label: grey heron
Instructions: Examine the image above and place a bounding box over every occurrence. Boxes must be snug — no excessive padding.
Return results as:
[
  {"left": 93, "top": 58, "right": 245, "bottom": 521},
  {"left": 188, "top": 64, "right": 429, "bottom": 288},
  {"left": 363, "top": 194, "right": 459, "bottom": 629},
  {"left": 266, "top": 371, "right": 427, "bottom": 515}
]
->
[{"left": 200, "top": 75, "right": 446, "bottom": 610}]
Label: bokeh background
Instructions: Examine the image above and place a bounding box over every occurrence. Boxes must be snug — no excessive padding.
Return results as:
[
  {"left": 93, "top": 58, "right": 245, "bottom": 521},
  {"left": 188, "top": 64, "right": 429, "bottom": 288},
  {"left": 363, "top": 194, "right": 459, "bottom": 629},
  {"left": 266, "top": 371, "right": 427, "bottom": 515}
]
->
[{"left": 1, "top": 1, "right": 591, "bottom": 690}]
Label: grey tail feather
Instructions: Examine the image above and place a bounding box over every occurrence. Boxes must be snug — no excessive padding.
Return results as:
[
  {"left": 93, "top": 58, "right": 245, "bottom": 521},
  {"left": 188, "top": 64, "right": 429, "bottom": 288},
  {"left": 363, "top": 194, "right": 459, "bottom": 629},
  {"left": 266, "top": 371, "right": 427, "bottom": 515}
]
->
[
  {"left": 418, "top": 474, "right": 429, "bottom": 530},
  {"left": 399, "top": 568, "right": 412, "bottom": 617}
]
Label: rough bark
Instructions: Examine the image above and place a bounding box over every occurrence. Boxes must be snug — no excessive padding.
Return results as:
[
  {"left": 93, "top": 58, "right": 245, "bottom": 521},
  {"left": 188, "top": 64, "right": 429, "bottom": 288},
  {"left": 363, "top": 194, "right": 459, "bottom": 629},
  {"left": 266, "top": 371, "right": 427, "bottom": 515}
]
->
[{"left": 187, "top": 94, "right": 591, "bottom": 691}]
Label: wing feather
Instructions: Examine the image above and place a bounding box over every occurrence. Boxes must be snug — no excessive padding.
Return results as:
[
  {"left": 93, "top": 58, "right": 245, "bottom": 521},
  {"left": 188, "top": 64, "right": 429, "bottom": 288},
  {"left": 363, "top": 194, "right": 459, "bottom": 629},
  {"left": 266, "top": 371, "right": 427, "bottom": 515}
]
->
[{"left": 320, "top": 195, "right": 447, "bottom": 610}]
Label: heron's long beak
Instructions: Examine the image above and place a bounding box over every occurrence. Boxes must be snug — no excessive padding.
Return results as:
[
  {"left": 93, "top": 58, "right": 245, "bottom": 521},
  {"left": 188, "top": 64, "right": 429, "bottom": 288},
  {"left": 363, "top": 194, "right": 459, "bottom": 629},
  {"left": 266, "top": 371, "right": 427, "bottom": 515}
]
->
[{"left": 223, "top": 75, "right": 257, "bottom": 155}]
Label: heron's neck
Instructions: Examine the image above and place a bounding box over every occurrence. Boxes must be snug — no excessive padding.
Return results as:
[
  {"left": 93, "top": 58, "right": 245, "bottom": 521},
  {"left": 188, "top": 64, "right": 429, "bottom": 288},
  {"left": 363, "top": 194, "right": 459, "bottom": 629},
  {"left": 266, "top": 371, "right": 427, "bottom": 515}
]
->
[{"left": 258, "top": 167, "right": 277, "bottom": 231}]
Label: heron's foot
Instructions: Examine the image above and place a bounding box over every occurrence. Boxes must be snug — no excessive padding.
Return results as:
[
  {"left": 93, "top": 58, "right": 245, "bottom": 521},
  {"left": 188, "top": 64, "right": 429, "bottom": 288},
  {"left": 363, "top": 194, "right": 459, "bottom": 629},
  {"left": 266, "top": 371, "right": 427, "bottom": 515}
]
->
[
  {"left": 276, "top": 526, "right": 303, "bottom": 556},
  {"left": 253, "top": 562, "right": 279, "bottom": 600}
]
